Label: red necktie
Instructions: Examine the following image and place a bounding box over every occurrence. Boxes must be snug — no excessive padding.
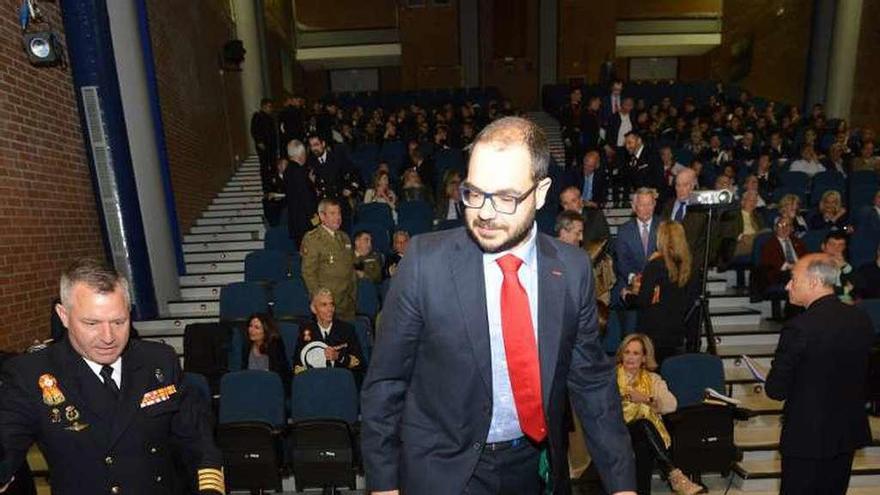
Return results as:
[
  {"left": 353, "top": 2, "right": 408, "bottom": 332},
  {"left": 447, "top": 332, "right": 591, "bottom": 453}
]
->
[{"left": 496, "top": 254, "right": 547, "bottom": 443}]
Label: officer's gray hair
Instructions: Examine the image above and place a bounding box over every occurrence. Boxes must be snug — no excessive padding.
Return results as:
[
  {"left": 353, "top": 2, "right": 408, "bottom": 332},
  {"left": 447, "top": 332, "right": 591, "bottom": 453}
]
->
[
  {"left": 286, "top": 139, "right": 306, "bottom": 162},
  {"left": 60, "top": 258, "right": 131, "bottom": 310},
  {"left": 631, "top": 187, "right": 658, "bottom": 204},
  {"left": 312, "top": 288, "right": 334, "bottom": 303},
  {"left": 804, "top": 255, "right": 840, "bottom": 288}
]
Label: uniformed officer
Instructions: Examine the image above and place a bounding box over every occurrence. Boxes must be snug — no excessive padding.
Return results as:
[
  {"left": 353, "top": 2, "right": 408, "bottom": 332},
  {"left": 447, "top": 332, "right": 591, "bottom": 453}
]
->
[
  {"left": 0, "top": 259, "right": 224, "bottom": 495},
  {"left": 301, "top": 199, "right": 357, "bottom": 321},
  {"left": 293, "top": 289, "right": 365, "bottom": 386}
]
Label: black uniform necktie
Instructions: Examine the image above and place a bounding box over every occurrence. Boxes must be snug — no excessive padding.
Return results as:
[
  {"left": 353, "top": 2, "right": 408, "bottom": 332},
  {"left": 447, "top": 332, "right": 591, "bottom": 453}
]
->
[{"left": 100, "top": 365, "right": 120, "bottom": 399}]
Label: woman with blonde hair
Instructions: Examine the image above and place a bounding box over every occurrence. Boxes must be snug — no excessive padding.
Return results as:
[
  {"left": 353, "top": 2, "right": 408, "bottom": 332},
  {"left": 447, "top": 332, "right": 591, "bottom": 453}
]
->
[
  {"left": 808, "top": 189, "right": 851, "bottom": 232},
  {"left": 622, "top": 221, "right": 695, "bottom": 365},
  {"left": 616, "top": 334, "right": 704, "bottom": 495},
  {"left": 777, "top": 193, "right": 808, "bottom": 236}
]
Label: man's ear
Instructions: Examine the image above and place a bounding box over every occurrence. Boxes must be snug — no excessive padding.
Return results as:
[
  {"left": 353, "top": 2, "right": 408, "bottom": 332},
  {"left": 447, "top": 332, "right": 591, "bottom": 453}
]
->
[
  {"left": 535, "top": 177, "right": 552, "bottom": 211},
  {"left": 55, "top": 303, "right": 70, "bottom": 329}
]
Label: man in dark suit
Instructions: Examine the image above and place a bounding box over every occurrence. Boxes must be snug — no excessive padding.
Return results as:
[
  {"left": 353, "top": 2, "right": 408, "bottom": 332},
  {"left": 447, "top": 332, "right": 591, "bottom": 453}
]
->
[
  {"left": 361, "top": 117, "right": 636, "bottom": 495},
  {"left": 0, "top": 259, "right": 223, "bottom": 494},
  {"left": 284, "top": 140, "right": 318, "bottom": 249},
  {"left": 765, "top": 253, "right": 874, "bottom": 495},
  {"left": 251, "top": 97, "right": 277, "bottom": 185},
  {"left": 623, "top": 131, "right": 665, "bottom": 196},
  {"left": 277, "top": 94, "right": 305, "bottom": 149},
  {"left": 293, "top": 289, "right": 365, "bottom": 386},
  {"left": 612, "top": 187, "right": 659, "bottom": 307},
  {"left": 565, "top": 151, "right": 607, "bottom": 209},
  {"left": 559, "top": 186, "right": 610, "bottom": 247},
  {"left": 601, "top": 79, "right": 624, "bottom": 124},
  {"left": 660, "top": 167, "right": 708, "bottom": 271},
  {"left": 603, "top": 97, "right": 634, "bottom": 204},
  {"left": 759, "top": 217, "right": 808, "bottom": 289}
]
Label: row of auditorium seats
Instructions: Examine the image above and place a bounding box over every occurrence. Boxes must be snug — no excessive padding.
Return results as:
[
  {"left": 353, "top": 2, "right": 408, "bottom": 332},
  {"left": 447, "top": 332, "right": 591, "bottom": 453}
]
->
[{"left": 328, "top": 86, "right": 502, "bottom": 112}]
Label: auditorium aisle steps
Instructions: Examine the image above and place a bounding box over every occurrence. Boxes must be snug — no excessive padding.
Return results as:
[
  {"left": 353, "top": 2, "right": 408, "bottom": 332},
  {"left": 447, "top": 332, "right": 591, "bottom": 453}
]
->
[
  {"left": 135, "top": 156, "right": 265, "bottom": 353},
  {"left": 527, "top": 111, "right": 567, "bottom": 166}
]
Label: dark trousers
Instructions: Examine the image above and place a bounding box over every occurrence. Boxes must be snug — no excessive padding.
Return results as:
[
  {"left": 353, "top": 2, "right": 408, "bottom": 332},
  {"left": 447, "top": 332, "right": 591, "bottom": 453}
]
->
[
  {"left": 464, "top": 439, "right": 542, "bottom": 495},
  {"left": 257, "top": 145, "right": 276, "bottom": 188},
  {"left": 780, "top": 452, "right": 854, "bottom": 495},
  {"left": 628, "top": 419, "right": 675, "bottom": 495}
]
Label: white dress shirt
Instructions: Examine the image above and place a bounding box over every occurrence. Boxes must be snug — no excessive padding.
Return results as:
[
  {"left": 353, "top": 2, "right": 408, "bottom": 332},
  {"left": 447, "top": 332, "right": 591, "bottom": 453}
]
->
[
  {"left": 83, "top": 356, "right": 122, "bottom": 389},
  {"left": 616, "top": 113, "right": 632, "bottom": 147},
  {"left": 483, "top": 224, "right": 539, "bottom": 442}
]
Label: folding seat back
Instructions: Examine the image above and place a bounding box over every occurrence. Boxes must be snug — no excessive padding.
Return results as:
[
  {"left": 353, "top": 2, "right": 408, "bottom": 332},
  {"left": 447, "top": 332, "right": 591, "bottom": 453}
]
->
[
  {"left": 244, "top": 249, "right": 289, "bottom": 284},
  {"left": 356, "top": 278, "right": 380, "bottom": 322},
  {"left": 289, "top": 420, "right": 356, "bottom": 492},
  {"left": 219, "top": 282, "right": 269, "bottom": 322},
  {"left": 801, "top": 229, "right": 829, "bottom": 253},
  {"left": 660, "top": 353, "right": 725, "bottom": 408},
  {"left": 182, "top": 372, "right": 212, "bottom": 406},
  {"left": 278, "top": 322, "right": 301, "bottom": 364},
  {"left": 216, "top": 422, "right": 283, "bottom": 492},
  {"left": 272, "top": 279, "right": 312, "bottom": 321},
  {"left": 397, "top": 200, "right": 434, "bottom": 237},
  {"left": 218, "top": 370, "right": 286, "bottom": 427},
  {"left": 356, "top": 202, "right": 394, "bottom": 231},
  {"left": 264, "top": 225, "right": 298, "bottom": 254},
  {"left": 183, "top": 322, "right": 233, "bottom": 394},
  {"left": 290, "top": 368, "right": 359, "bottom": 424}
]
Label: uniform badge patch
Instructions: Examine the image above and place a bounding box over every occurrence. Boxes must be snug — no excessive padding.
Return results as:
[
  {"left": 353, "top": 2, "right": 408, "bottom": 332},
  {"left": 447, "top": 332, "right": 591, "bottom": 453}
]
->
[
  {"left": 140, "top": 384, "right": 177, "bottom": 408},
  {"left": 38, "top": 374, "right": 65, "bottom": 406}
]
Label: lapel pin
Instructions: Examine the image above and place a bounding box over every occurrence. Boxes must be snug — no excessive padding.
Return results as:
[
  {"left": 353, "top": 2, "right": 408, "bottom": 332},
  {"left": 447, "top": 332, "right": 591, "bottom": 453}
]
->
[
  {"left": 49, "top": 408, "right": 61, "bottom": 423},
  {"left": 154, "top": 368, "right": 164, "bottom": 384},
  {"left": 38, "top": 374, "right": 66, "bottom": 406},
  {"left": 551, "top": 270, "right": 563, "bottom": 276}
]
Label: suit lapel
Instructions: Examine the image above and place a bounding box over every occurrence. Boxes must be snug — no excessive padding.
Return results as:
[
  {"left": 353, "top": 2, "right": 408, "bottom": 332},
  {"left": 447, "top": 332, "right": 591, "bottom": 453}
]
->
[
  {"left": 108, "top": 342, "right": 150, "bottom": 448},
  {"left": 536, "top": 235, "right": 564, "bottom": 409},
  {"left": 450, "top": 231, "right": 492, "bottom": 395}
]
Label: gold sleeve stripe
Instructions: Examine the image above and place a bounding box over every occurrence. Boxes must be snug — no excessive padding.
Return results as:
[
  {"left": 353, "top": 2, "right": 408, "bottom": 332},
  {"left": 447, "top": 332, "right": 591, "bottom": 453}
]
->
[
  {"left": 198, "top": 468, "right": 224, "bottom": 477},
  {"left": 198, "top": 482, "right": 225, "bottom": 493},
  {"left": 198, "top": 467, "right": 225, "bottom": 493},
  {"left": 199, "top": 474, "right": 224, "bottom": 482}
]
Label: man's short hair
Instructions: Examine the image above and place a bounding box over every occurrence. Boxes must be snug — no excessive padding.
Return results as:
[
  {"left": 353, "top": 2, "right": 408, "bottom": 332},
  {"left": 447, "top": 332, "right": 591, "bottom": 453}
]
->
[
  {"left": 60, "top": 258, "right": 131, "bottom": 310},
  {"left": 393, "top": 230, "right": 411, "bottom": 241},
  {"left": 805, "top": 255, "right": 841, "bottom": 288},
  {"left": 307, "top": 133, "right": 324, "bottom": 143},
  {"left": 317, "top": 198, "right": 340, "bottom": 213},
  {"left": 624, "top": 130, "right": 641, "bottom": 141},
  {"left": 555, "top": 210, "right": 583, "bottom": 234},
  {"left": 260, "top": 97, "right": 272, "bottom": 107},
  {"left": 353, "top": 230, "right": 371, "bottom": 242},
  {"left": 631, "top": 187, "right": 658, "bottom": 202},
  {"left": 823, "top": 231, "right": 848, "bottom": 245},
  {"left": 471, "top": 116, "right": 550, "bottom": 181}
]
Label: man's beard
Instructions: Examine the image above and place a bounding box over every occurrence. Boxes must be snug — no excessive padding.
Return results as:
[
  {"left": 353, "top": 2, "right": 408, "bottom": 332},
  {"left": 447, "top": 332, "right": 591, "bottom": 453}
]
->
[{"left": 465, "top": 213, "right": 535, "bottom": 254}]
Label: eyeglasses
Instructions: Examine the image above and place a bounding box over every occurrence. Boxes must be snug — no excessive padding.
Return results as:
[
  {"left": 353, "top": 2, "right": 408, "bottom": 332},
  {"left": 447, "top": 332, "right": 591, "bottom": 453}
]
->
[{"left": 459, "top": 183, "right": 538, "bottom": 215}]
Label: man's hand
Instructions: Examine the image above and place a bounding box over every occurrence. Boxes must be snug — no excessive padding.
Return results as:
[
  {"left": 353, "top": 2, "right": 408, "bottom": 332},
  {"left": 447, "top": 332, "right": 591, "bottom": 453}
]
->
[
  {"left": 0, "top": 476, "right": 15, "bottom": 493},
  {"left": 584, "top": 200, "right": 599, "bottom": 209},
  {"left": 324, "top": 347, "right": 340, "bottom": 361}
]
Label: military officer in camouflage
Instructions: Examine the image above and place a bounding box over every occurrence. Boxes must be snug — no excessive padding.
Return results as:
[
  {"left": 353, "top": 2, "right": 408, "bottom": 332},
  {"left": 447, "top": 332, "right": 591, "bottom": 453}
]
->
[{"left": 301, "top": 198, "right": 358, "bottom": 321}]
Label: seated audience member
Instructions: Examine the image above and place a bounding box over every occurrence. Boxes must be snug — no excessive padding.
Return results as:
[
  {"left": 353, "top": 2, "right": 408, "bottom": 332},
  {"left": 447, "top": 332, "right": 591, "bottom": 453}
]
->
[
  {"left": 777, "top": 193, "right": 809, "bottom": 236},
  {"left": 555, "top": 210, "right": 584, "bottom": 247},
  {"left": 856, "top": 190, "right": 880, "bottom": 235},
  {"left": 741, "top": 175, "right": 767, "bottom": 208},
  {"left": 263, "top": 158, "right": 288, "bottom": 227},
  {"left": 294, "top": 289, "right": 365, "bottom": 385},
  {"left": 760, "top": 217, "right": 807, "bottom": 288},
  {"left": 622, "top": 221, "right": 695, "bottom": 365},
  {"left": 689, "top": 160, "right": 711, "bottom": 189},
  {"left": 435, "top": 169, "right": 463, "bottom": 220},
  {"left": 243, "top": 313, "right": 291, "bottom": 395},
  {"left": 659, "top": 146, "right": 684, "bottom": 199},
  {"left": 851, "top": 245, "right": 880, "bottom": 300},
  {"left": 808, "top": 190, "right": 851, "bottom": 232},
  {"left": 850, "top": 140, "right": 879, "bottom": 172},
  {"left": 765, "top": 131, "right": 791, "bottom": 162},
  {"left": 560, "top": 185, "right": 610, "bottom": 245},
  {"left": 701, "top": 134, "right": 729, "bottom": 168},
  {"left": 616, "top": 334, "right": 704, "bottom": 495},
  {"left": 753, "top": 154, "right": 777, "bottom": 201},
  {"left": 821, "top": 231, "right": 855, "bottom": 299},
  {"left": 613, "top": 187, "right": 659, "bottom": 306},
  {"left": 384, "top": 230, "right": 410, "bottom": 278},
  {"left": 363, "top": 169, "right": 398, "bottom": 216},
  {"left": 567, "top": 150, "right": 607, "bottom": 208},
  {"left": 286, "top": 139, "right": 319, "bottom": 249},
  {"left": 713, "top": 175, "right": 737, "bottom": 199},
  {"left": 661, "top": 167, "right": 708, "bottom": 271},
  {"left": 735, "top": 130, "right": 759, "bottom": 163},
  {"left": 823, "top": 143, "right": 848, "bottom": 177},
  {"left": 400, "top": 167, "right": 432, "bottom": 203},
  {"left": 403, "top": 149, "right": 436, "bottom": 195},
  {"left": 719, "top": 191, "right": 767, "bottom": 267},
  {"left": 353, "top": 230, "right": 384, "bottom": 284},
  {"left": 789, "top": 145, "right": 824, "bottom": 177}
]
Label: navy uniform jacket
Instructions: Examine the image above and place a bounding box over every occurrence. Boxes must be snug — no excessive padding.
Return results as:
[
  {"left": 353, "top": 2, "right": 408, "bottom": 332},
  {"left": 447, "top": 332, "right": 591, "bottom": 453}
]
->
[
  {"left": 0, "top": 338, "right": 223, "bottom": 495},
  {"left": 765, "top": 295, "right": 874, "bottom": 459},
  {"left": 360, "top": 227, "right": 636, "bottom": 494},
  {"left": 293, "top": 319, "right": 364, "bottom": 375}
]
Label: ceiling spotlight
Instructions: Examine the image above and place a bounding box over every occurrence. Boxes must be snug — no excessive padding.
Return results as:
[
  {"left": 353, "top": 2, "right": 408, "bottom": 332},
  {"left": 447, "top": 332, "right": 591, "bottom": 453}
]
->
[{"left": 23, "top": 31, "right": 61, "bottom": 67}]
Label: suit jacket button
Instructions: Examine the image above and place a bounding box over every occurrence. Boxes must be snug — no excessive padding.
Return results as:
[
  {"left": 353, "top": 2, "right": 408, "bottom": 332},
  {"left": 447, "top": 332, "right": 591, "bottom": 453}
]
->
[
  {"left": 149, "top": 447, "right": 158, "bottom": 454},
  {"left": 104, "top": 456, "right": 114, "bottom": 465},
  {"left": 155, "top": 476, "right": 162, "bottom": 482},
  {"left": 110, "top": 485, "right": 121, "bottom": 494},
  {"left": 472, "top": 442, "right": 482, "bottom": 451}
]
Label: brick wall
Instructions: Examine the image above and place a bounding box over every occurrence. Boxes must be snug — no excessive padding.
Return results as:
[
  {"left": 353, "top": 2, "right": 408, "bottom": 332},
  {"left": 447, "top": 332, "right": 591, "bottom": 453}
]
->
[
  {"left": 0, "top": 0, "right": 106, "bottom": 351},
  {"left": 145, "top": 0, "right": 248, "bottom": 233}
]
